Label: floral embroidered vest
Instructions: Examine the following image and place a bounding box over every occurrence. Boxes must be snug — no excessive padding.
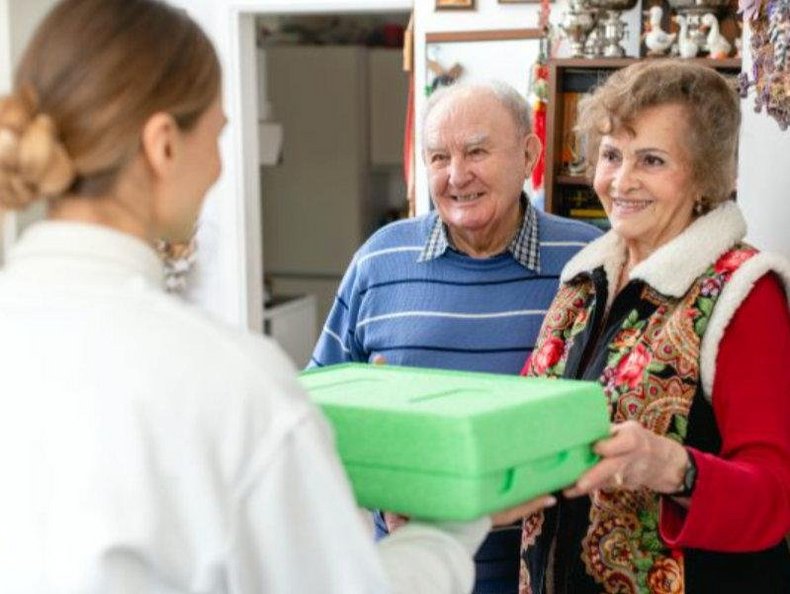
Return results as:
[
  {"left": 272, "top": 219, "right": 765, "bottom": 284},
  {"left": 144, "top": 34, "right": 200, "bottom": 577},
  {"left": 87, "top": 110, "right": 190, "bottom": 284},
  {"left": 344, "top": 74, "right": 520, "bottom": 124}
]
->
[{"left": 518, "top": 245, "right": 759, "bottom": 594}]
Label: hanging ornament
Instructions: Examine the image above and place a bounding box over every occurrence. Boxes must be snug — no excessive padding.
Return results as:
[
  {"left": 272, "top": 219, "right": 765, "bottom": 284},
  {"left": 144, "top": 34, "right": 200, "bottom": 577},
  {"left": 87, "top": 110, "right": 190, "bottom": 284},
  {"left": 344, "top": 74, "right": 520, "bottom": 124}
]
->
[
  {"left": 529, "top": 27, "right": 551, "bottom": 193},
  {"left": 739, "top": 0, "right": 790, "bottom": 130}
]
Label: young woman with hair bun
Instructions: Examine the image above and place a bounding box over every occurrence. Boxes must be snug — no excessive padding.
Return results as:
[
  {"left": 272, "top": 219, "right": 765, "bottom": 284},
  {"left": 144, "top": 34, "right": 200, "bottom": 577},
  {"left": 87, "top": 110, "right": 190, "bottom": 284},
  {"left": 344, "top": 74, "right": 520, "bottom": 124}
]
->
[
  {"left": 0, "top": 1, "right": 552, "bottom": 592},
  {"left": 0, "top": 88, "right": 74, "bottom": 206}
]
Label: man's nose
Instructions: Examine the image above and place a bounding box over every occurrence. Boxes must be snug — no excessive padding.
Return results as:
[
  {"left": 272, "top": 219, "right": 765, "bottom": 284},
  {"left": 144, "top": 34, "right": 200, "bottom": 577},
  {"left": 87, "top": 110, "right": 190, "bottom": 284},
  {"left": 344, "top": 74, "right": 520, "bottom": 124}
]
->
[{"left": 448, "top": 157, "right": 472, "bottom": 188}]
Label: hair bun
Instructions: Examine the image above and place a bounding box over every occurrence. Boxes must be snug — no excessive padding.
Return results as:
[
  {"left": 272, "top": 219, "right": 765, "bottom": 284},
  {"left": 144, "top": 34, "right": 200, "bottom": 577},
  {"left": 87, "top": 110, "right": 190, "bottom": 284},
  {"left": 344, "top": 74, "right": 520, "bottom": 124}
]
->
[{"left": 0, "top": 89, "right": 76, "bottom": 209}]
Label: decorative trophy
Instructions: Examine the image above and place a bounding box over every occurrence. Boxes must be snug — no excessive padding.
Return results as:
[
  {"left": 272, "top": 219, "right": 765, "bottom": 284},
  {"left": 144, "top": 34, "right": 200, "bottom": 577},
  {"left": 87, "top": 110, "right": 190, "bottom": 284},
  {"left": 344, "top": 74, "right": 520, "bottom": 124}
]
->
[
  {"left": 559, "top": 0, "right": 597, "bottom": 58},
  {"left": 585, "top": 0, "right": 639, "bottom": 57}
]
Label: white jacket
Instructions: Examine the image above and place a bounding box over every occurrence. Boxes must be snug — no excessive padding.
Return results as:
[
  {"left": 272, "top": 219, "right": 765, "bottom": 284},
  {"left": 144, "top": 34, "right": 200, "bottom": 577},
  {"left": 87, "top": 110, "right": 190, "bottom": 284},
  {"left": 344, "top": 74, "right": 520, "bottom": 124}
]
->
[{"left": 0, "top": 221, "right": 487, "bottom": 593}]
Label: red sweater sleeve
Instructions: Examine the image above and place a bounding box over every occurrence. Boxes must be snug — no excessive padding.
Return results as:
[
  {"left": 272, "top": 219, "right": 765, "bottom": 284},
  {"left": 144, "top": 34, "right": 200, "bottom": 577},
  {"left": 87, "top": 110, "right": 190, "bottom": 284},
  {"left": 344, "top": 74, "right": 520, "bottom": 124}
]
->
[{"left": 660, "top": 273, "right": 790, "bottom": 551}]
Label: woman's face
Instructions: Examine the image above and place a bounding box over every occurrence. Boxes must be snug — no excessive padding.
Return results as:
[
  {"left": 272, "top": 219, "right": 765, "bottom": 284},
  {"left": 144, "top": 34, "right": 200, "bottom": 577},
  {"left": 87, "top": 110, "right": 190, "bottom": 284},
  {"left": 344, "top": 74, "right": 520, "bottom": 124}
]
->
[
  {"left": 157, "top": 95, "right": 227, "bottom": 243},
  {"left": 593, "top": 103, "right": 697, "bottom": 261}
]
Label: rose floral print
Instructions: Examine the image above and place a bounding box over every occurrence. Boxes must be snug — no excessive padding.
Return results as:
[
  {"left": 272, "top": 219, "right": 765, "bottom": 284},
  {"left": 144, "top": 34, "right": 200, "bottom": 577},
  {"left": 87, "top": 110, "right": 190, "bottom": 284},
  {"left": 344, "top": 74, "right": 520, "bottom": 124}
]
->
[{"left": 519, "top": 246, "right": 758, "bottom": 594}]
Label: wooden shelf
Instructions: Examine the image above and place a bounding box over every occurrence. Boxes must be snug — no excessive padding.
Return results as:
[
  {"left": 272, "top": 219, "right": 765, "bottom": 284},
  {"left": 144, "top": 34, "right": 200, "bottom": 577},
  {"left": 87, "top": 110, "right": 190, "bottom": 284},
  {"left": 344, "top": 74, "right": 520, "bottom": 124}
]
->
[
  {"left": 550, "top": 58, "right": 636, "bottom": 69},
  {"left": 549, "top": 57, "right": 741, "bottom": 70},
  {"left": 425, "top": 28, "right": 542, "bottom": 43},
  {"left": 682, "top": 57, "right": 741, "bottom": 70}
]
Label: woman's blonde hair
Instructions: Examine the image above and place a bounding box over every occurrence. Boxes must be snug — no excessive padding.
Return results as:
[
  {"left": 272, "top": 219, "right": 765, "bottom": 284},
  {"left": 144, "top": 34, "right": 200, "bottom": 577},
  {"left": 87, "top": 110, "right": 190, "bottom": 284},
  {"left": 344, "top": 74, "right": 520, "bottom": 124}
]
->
[
  {"left": 576, "top": 60, "right": 740, "bottom": 210},
  {"left": 0, "top": 0, "right": 220, "bottom": 209}
]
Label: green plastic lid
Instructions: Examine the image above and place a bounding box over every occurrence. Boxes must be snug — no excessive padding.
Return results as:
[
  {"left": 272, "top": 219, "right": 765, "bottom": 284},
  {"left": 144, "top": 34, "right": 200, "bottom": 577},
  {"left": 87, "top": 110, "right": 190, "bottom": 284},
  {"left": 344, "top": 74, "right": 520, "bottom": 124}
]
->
[{"left": 300, "top": 363, "right": 609, "bottom": 520}]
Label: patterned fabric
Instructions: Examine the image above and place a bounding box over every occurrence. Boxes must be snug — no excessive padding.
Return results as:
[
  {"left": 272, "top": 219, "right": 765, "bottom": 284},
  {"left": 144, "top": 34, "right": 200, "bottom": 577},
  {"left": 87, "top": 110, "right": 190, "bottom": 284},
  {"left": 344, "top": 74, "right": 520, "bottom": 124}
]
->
[
  {"left": 419, "top": 193, "right": 541, "bottom": 272},
  {"left": 519, "top": 244, "right": 759, "bottom": 594}
]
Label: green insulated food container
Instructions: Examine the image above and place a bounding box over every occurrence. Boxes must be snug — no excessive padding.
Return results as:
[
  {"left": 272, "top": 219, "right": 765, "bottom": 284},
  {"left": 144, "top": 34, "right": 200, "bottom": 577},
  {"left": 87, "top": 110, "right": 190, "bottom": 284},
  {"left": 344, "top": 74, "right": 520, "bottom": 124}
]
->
[{"left": 299, "top": 363, "right": 609, "bottom": 521}]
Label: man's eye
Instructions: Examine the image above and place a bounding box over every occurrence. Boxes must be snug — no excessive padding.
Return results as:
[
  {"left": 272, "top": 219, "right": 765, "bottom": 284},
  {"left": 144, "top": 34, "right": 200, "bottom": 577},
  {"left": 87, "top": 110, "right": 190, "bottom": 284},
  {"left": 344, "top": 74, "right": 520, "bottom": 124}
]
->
[
  {"left": 431, "top": 154, "right": 448, "bottom": 164},
  {"left": 601, "top": 149, "right": 619, "bottom": 162}
]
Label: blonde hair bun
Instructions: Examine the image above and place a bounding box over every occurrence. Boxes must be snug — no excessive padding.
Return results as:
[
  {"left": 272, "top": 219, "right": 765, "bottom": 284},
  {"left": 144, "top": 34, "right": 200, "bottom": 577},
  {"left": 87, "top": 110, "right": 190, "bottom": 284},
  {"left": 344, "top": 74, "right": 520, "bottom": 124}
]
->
[{"left": 0, "top": 90, "right": 76, "bottom": 209}]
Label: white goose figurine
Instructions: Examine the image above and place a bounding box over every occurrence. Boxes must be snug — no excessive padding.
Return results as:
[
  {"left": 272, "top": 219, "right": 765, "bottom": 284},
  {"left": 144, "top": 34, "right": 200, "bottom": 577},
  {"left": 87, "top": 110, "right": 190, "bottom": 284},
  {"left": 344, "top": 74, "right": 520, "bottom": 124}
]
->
[
  {"left": 702, "top": 13, "right": 731, "bottom": 59},
  {"left": 645, "top": 6, "right": 676, "bottom": 56},
  {"left": 674, "top": 14, "right": 699, "bottom": 59}
]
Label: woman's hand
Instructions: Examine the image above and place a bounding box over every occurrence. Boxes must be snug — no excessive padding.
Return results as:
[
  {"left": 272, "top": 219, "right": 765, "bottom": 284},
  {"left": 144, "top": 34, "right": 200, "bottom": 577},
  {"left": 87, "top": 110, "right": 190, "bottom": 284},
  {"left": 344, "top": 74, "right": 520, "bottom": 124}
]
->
[
  {"left": 491, "top": 494, "right": 557, "bottom": 526},
  {"left": 564, "top": 421, "right": 688, "bottom": 498}
]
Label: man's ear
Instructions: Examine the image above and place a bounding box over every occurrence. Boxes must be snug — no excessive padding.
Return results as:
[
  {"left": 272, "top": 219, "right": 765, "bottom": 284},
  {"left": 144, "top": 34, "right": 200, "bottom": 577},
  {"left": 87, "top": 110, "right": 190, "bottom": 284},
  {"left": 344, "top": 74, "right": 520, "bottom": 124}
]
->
[
  {"left": 524, "top": 133, "right": 542, "bottom": 175},
  {"left": 140, "top": 112, "right": 180, "bottom": 180}
]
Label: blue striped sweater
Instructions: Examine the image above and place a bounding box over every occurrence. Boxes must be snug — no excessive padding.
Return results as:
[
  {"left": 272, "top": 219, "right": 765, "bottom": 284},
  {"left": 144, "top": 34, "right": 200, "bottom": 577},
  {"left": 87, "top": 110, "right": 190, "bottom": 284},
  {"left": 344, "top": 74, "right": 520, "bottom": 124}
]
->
[{"left": 311, "top": 208, "right": 601, "bottom": 373}]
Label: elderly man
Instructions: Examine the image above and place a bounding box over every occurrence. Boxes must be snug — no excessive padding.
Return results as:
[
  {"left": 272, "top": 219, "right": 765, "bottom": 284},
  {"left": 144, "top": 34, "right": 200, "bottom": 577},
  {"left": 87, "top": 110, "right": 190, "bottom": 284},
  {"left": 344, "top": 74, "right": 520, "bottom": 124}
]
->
[{"left": 310, "top": 81, "right": 601, "bottom": 594}]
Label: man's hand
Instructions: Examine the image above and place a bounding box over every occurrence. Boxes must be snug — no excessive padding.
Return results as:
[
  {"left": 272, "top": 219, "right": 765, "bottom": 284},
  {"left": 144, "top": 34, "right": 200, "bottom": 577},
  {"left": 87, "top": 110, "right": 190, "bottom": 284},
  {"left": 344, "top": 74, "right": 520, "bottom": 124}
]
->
[
  {"left": 491, "top": 494, "right": 556, "bottom": 526},
  {"left": 384, "top": 511, "right": 410, "bottom": 532}
]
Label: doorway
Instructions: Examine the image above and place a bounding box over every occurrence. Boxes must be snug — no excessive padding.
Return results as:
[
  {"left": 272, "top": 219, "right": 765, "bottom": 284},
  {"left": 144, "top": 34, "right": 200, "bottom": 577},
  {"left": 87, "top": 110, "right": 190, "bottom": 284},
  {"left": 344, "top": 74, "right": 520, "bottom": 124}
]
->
[{"left": 255, "top": 11, "right": 411, "bottom": 366}]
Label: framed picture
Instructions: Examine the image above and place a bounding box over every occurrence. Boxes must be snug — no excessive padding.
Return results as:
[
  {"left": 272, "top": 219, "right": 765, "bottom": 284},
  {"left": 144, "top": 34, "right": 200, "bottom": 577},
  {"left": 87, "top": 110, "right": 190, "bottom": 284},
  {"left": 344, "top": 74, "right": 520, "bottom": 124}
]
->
[
  {"left": 435, "top": 0, "right": 475, "bottom": 10},
  {"left": 498, "top": 0, "right": 542, "bottom": 3}
]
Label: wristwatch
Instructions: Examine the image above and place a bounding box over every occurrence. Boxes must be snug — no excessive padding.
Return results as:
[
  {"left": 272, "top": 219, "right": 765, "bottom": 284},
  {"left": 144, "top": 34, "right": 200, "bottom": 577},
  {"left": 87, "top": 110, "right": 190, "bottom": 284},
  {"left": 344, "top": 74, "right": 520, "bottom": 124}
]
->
[{"left": 672, "top": 449, "right": 698, "bottom": 497}]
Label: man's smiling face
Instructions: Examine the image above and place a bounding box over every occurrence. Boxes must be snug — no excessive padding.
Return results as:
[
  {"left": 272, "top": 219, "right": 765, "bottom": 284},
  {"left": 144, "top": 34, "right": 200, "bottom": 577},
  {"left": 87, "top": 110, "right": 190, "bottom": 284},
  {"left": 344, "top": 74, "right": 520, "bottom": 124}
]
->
[{"left": 423, "top": 89, "right": 535, "bottom": 257}]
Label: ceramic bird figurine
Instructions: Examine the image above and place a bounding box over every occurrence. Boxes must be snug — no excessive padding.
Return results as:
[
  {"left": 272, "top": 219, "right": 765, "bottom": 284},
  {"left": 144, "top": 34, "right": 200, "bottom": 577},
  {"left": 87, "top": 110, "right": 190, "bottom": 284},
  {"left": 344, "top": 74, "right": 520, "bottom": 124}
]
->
[
  {"left": 701, "top": 13, "right": 732, "bottom": 59},
  {"left": 644, "top": 6, "right": 676, "bottom": 56},
  {"left": 674, "top": 14, "right": 699, "bottom": 59}
]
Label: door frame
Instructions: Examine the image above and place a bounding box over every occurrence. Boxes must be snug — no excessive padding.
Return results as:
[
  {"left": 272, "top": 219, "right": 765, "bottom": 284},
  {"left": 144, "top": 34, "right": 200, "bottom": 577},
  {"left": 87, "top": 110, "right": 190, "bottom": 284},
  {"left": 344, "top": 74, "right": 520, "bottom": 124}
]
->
[{"left": 168, "top": 0, "right": 412, "bottom": 332}]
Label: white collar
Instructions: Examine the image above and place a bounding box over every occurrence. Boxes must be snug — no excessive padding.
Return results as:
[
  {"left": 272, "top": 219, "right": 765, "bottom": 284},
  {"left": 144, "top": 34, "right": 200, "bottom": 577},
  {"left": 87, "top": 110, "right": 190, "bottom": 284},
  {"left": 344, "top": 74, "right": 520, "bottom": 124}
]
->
[
  {"left": 560, "top": 201, "right": 747, "bottom": 298},
  {"left": 7, "top": 220, "right": 165, "bottom": 288}
]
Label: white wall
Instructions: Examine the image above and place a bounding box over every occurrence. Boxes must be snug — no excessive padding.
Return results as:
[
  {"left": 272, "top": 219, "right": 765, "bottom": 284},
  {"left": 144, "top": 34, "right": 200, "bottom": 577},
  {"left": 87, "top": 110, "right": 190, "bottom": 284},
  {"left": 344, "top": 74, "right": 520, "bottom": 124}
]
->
[
  {"left": 0, "top": 1, "right": 9, "bottom": 94},
  {"left": 737, "top": 24, "right": 790, "bottom": 259},
  {"left": 426, "top": 38, "right": 541, "bottom": 96},
  {"left": 0, "top": 0, "right": 57, "bottom": 262},
  {"left": 3, "top": 0, "right": 56, "bottom": 68},
  {"left": 0, "top": 0, "right": 10, "bottom": 262}
]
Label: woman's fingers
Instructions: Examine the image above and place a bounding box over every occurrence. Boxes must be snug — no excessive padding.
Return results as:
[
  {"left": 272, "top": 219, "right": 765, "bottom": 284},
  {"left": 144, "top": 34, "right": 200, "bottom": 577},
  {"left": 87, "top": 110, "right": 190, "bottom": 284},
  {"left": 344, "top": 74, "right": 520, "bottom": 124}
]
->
[
  {"left": 564, "top": 455, "right": 626, "bottom": 497},
  {"left": 564, "top": 423, "right": 643, "bottom": 496},
  {"left": 594, "top": 421, "right": 643, "bottom": 457},
  {"left": 566, "top": 422, "right": 686, "bottom": 496}
]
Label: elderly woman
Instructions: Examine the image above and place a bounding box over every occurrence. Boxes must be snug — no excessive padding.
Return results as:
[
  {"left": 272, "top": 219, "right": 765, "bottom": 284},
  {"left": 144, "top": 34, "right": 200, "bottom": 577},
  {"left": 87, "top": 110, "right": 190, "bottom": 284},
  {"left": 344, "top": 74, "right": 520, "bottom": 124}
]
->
[{"left": 519, "top": 60, "right": 790, "bottom": 594}]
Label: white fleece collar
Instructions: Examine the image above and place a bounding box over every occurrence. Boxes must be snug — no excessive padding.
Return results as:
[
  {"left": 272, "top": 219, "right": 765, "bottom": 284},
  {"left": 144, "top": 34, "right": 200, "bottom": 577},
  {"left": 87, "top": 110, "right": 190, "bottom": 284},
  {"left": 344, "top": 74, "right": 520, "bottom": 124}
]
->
[{"left": 560, "top": 201, "right": 747, "bottom": 298}]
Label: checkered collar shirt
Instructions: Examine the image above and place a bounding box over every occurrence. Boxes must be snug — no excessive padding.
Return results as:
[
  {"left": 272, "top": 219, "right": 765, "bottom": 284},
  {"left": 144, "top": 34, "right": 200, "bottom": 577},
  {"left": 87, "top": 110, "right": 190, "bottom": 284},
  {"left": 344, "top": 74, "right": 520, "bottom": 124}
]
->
[{"left": 418, "top": 193, "right": 541, "bottom": 272}]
